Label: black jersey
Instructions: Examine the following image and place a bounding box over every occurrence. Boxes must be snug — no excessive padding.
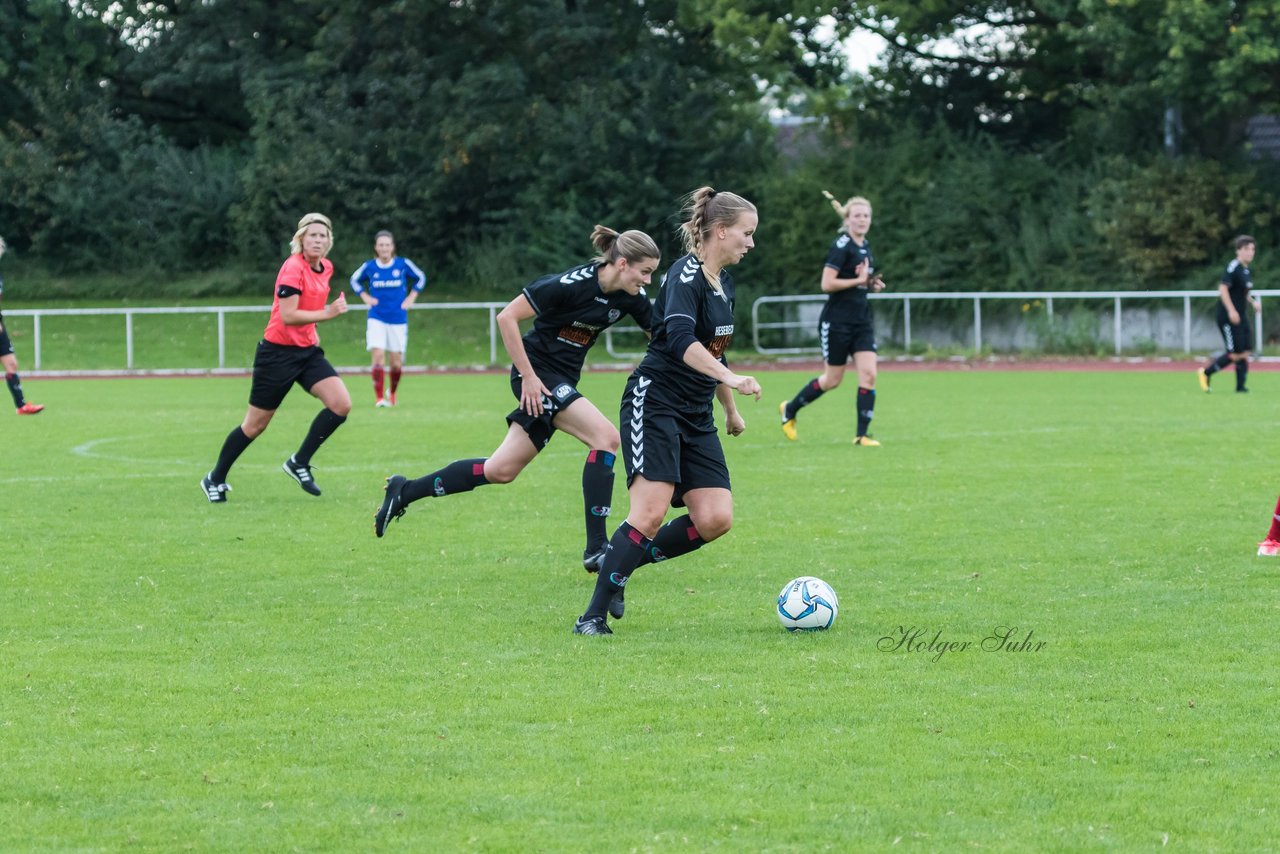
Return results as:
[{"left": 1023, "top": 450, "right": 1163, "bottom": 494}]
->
[
  {"left": 635, "top": 253, "right": 737, "bottom": 417},
  {"left": 520, "top": 263, "right": 653, "bottom": 380},
  {"left": 822, "top": 232, "right": 875, "bottom": 324},
  {"left": 1217, "top": 258, "right": 1253, "bottom": 322}
]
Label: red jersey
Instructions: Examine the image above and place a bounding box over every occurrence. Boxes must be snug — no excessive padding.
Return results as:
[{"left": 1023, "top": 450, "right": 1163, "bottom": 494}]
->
[{"left": 263, "top": 254, "right": 333, "bottom": 347}]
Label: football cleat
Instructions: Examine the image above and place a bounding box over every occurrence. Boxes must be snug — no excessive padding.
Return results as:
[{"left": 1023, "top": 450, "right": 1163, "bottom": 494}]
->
[
  {"left": 1197, "top": 368, "right": 1210, "bottom": 392},
  {"left": 853, "top": 435, "right": 881, "bottom": 447},
  {"left": 375, "top": 397, "right": 390, "bottom": 408},
  {"left": 608, "top": 589, "right": 625, "bottom": 620},
  {"left": 572, "top": 615, "right": 613, "bottom": 635},
  {"left": 1258, "top": 538, "right": 1280, "bottom": 557},
  {"left": 779, "top": 401, "right": 797, "bottom": 441},
  {"left": 388, "top": 391, "right": 397, "bottom": 406},
  {"left": 201, "top": 474, "right": 230, "bottom": 503},
  {"left": 375, "top": 475, "right": 408, "bottom": 538},
  {"left": 583, "top": 546, "right": 607, "bottom": 574},
  {"left": 282, "top": 456, "right": 322, "bottom": 496},
  {"left": 16, "top": 402, "right": 44, "bottom": 415}
]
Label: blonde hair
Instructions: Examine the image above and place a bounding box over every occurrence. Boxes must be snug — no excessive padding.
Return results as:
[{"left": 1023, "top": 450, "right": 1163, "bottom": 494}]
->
[
  {"left": 290, "top": 212, "right": 334, "bottom": 256},
  {"left": 678, "top": 187, "right": 756, "bottom": 256},
  {"left": 590, "top": 225, "right": 660, "bottom": 266},
  {"left": 842, "top": 196, "right": 872, "bottom": 218}
]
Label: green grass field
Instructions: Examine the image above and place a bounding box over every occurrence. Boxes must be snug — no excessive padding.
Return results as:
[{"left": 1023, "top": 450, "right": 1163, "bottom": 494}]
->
[{"left": 2, "top": 369, "right": 1276, "bottom": 851}]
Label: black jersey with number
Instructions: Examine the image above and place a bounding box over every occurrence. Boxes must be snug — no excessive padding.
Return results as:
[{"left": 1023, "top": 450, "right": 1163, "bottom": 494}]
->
[
  {"left": 520, "top": 263, "right": 653, "bottom": 381},
  {"left": 635, "top": 253, "right": 737, "bottom": 417},
  {"left": 821, "top": 232, "right": 875, "bottom": 325},
  {"left": 1217, "top": 258, "right": 1253, "bottom": 323}
]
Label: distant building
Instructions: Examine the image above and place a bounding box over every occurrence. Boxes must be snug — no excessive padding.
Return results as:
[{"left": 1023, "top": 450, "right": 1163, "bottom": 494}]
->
[{"left": 1245, "top": 115, "right": 1280, "bottom": 159}]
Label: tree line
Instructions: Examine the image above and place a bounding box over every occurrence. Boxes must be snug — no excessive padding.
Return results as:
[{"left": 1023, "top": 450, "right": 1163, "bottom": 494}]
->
[{"left": 3, "top": 0, "right": 1279, "bottom": 300}]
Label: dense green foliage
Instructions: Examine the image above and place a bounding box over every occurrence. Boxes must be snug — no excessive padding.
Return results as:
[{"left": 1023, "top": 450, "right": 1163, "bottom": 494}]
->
[{"left": 3, "top": 1, "right": 1280, "bottom": 296}]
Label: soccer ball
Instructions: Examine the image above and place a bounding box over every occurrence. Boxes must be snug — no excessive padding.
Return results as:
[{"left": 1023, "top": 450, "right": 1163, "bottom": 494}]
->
[{"left": 776, "top": 576, "right": 839, "bottom": 631}]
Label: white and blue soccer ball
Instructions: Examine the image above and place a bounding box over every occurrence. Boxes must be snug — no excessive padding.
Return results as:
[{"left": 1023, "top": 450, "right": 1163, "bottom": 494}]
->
[{"left": 776, "top": 576, "right": 839, "bottom": 631}]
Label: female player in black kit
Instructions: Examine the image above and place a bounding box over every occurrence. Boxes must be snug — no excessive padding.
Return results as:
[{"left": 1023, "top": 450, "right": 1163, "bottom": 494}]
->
[
  {"left": 779, "top": 194, "right": 886, "bottom": 446},
  {"left": 573, "top": 188, "right": 761, "bottom": 635},
  {"left": 374, "top": 225, "right": 659, "bottom": 571},
  {"left": 1198, "top": 235, "right": 1259, "bottom": 393}
]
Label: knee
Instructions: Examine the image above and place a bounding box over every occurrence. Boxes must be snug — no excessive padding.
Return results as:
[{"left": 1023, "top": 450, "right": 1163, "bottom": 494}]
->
[
  {"left": 483, "top": 462, "right": 520, "bottom": 485},
  {"left": 695, "top": 509, "right": 733, "bottom": 542},
  {"left": 595, "top": 427, "right": 621, "bottom": 454},
  {"left": 330, "top": 400, "right": 352, "bottom": 418}
]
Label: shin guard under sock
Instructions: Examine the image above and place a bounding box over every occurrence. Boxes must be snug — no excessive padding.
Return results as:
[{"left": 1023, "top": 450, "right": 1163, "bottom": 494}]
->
[
  {"left": 857, "top": 387, "right": 876, "bottom": 437},
  {"left": 582, "top": 450, "right": 615, "bottom": 553},
  {"left": 583, "top": 522, "right": 650, "bottom": 620},
  {"left": 211, "top": 426, "right": 254, "bottom": 483},
  {"left": 294, "top": 408, "right": 347, "bottom": 465},
  {"left": 401, "top": 458, "right": 489, "bottom": 504}
]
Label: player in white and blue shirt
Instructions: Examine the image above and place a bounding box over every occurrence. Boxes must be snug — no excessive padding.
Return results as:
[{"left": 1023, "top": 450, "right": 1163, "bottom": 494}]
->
[
  {"left": 373, "top": 226, "right": 660, "bottom": 582},
  {"left": 349, "top": 230, "right": 427, "bottom": 406}
]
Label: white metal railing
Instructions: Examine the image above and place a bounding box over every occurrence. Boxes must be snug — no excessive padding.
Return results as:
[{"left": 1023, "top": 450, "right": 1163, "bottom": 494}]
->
[
  {"left": 2, "top": 302, "right": 508, "bottom": 370},
  {"left": 4, "top": 290, "right": 1271, "bottom": 372},
  {"left": 751, "top": 290, "right": 1274, "bottom": 356}
]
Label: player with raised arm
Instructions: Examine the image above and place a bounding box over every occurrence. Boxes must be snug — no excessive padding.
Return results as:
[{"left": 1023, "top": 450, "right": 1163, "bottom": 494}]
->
[
  {"left": 779, "top": 193, "right": 885, "bottom": 446},
  {"left": 373, "top": 226, "right": 659, "bottom": 573},
  {"left": 573, "top": 187, "right": 761, "bottom": 636},
  {"left": 200, "top": 213, "right": 351, "bottom": 502},
  {"left": 349, "top": 230, "right": 427, "bottom": 407}
]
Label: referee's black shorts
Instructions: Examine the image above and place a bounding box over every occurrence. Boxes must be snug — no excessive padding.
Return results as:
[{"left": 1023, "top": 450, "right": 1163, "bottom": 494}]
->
[{"left": 248, "top": 340, "right": 338, "bottom": 410}]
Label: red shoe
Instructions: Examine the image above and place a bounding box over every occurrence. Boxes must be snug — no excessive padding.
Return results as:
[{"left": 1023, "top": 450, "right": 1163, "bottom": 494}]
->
[
  {"left": 1258, "top": 538, "right": 1280, "bottom": 557},
  {"left": 388, "top": 391, "right": 397, "bottom": 406},
  {"left": 16, "top": 403, "right": 44, "bottom": 415}
]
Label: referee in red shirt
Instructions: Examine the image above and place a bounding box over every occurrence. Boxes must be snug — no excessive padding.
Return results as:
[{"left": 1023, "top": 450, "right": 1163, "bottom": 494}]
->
[{"left": 201, "top": 212, "right": 352, "bottom": 502}]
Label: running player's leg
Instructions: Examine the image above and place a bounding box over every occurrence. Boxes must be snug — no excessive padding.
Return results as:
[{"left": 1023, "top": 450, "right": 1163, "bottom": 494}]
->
[
  {"left": 1, "top": 350, "right": 39, "bottom": 413},
  {"left": 1202, "top": 324, "right": 1237, "bottom": 389},
  {"left": 853, "top": 348, "right": 879, "bottom": 444},
  {"left": 780, "top": 324, "right": 850, "bottom": 438},
  {"left": 578, "top": 475, "right": 671, "bottom": 626},
  {"left": 553, "top": 396, "right": 622, "bottom": 563},
  {"left": 1233, "top": 350, "right": 1251, "bottom": 391}
]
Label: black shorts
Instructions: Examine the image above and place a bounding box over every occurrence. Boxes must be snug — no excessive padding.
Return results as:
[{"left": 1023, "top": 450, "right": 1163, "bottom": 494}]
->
[
  {"left": 248, "top": 340, "right": 339, "bottom": 410},
  {"left": 620, "top": 374, "right": 730, "bottom": 507},
  {"left": 822, "top": 320, "right": 876, "bottom": 365},
  {"left": 1219, "top": 320, "right": 1252, "bottom": 354},
  {"left": 0, "top": 311, "right": 12, "bottom": 358},
  {"left": 505, "top": 368, "right": 584, "bottom": 451}
]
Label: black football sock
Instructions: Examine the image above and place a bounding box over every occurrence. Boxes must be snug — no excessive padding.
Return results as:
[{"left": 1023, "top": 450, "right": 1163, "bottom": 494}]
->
[
  {"left": 1236, "top": 359, "right": 1249, "bottom": 390},
  {"left": 294, "top": 408, "right": 347, "bottom": 466},
  {"left": 210, "top": 426, "right": 254, "bottom": 483},
  {"left": 1204, "top": 352, "right": 1233, "bottom": 375},
  {"left": 582, "top": 450, "right": 615, "bottom": 554},
  {"left": 5, "top": 372, "right": 25, "bottom": 408},
  {"left": 786, "top": 377, "right": 825, "bottom": 419},
  {"left": 582, "top": 522, "right": 650, "bottom": 620},
  {"left": 638, "top": 515, "right": 706, "bottom": 566},
  {"left": 856, "top": 387, "right": 876, "bottom": 437},
  {"left": 401, "top": 458, "right": 489, "bottom": 504}
]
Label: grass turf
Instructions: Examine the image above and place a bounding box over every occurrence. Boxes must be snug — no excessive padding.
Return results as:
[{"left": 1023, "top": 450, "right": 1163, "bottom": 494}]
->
[{"left": 1, "top": 369, "right": 1276, "bottom": 851}]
